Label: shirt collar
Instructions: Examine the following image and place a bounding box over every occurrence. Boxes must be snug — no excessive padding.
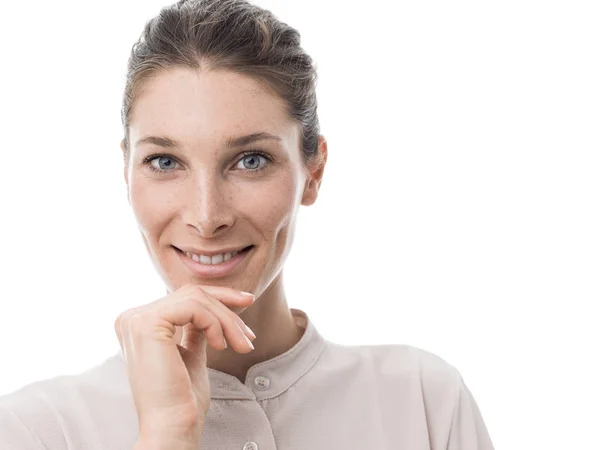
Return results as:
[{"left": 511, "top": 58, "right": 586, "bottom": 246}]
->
[{"left": 208, "top": 308, "right": 326, "bottom": 400}]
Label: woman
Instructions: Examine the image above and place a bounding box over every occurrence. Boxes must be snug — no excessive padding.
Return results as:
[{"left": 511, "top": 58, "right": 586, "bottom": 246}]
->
[{"left": 0, "top": 0, "right": 495, "bottom": 449}]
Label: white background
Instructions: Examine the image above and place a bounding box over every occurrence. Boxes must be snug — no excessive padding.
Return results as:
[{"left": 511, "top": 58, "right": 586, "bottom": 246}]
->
[{"left": 1, "top": 1, "right": 599, "bottom": 448}]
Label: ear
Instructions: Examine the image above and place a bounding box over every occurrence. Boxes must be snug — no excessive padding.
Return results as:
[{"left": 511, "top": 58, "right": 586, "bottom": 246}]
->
[
  {"left": 301, "top": 135, "right": 328, "bottom": 206},
  {"left": 120, "top": 139, "right": 130, "bottom": 203}
]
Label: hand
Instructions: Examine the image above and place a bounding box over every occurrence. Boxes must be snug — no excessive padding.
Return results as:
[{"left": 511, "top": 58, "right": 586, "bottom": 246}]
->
[{"left": 115, "top": 283, "right": 257, "bottom": 444}]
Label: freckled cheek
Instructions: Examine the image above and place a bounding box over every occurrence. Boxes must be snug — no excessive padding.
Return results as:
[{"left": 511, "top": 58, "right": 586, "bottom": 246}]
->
[
  {"left": 129, "top": 177, "right": 179, "bottom": 232},
  {"left": 243, "top": 178, "right": 299, "bottom": 237}
]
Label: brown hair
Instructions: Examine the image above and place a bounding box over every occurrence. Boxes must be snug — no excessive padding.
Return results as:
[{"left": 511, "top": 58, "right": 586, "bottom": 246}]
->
[{"left": 121, "top": 0, "right": 320, "bottom": 164}]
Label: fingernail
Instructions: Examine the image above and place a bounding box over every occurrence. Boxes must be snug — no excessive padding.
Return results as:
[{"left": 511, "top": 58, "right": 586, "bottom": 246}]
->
[
  {"left": 240, "top": 291, "right": 255, "bottom": 301},
  {"left": 244, "top": 334, "right": 255, "bottom": 350},
  {"left": 244, "top": 324, "right": 257, "bottom": 340},
  {"left": 223, "top": 337, "right": 228, "bottom": 349}
]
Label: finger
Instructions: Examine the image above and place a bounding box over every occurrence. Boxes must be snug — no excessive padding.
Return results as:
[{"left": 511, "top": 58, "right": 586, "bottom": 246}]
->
[
  {"left": 117, "top": 301, "right": 167, "bottom": 362},
  {"left": 119, "top": 283, "right": 253, "bottom": 331},
  {"left": 151, "top": 298, "right": 225, "bottom": 349},
  {"left": 197, "top": 289, "right": 257, "bottom": 341},
  {"left": 177, "top": 339, "right": 208, "bottom": 383},
  {"left": 167, "top": 286, "right": 256, "bottom": 342},
  {"left": 177, "top": 328, "right": 208, "bottom": 378},
  {"left": 193, "top": 285, "right": 256, "bottom": 312},
  {"left": 115, "top": 284, "right": 256, "bottom": 359},
  {"left": 196, "top": 298, "right": 256, "bottom": 351},
  {"left": 115, "top": 310, "right": 140, "bottom": 362},
  {"left": 115, "top": 298, "right": 167, "bottom": 361}
]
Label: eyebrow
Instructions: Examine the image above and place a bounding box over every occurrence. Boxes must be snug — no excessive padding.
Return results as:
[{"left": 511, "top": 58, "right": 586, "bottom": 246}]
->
[{"left": 135, "top": 132, "right": 283, "bottom": 149}]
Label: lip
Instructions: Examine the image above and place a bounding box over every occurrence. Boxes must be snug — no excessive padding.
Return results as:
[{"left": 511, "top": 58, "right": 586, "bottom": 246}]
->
[
  {"left": 175, "top": 245, "right": 251, "bottom": 257},
  {"left": 175, "top": 245, "right": 252, "bottom": 278}
]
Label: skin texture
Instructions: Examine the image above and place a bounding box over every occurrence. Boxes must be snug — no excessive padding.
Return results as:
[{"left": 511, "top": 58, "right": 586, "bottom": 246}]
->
[{"left": 121, "top": 67, "right": 327, "bottom": 384}]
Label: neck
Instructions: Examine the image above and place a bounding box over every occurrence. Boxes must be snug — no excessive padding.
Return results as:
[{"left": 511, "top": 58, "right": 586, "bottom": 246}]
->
[{"left": 193, "top": 271, "right": 305, "bottom": 384}]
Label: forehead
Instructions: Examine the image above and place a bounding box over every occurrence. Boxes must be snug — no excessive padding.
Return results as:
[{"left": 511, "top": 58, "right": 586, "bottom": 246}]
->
[{"left": 129, "top": 67, "right": 297, "bottom": 147}]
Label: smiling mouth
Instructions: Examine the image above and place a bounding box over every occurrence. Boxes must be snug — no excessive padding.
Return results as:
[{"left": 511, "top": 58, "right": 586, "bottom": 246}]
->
[{"left": 173, "top": 245, "right": 254, "bottom": 265}]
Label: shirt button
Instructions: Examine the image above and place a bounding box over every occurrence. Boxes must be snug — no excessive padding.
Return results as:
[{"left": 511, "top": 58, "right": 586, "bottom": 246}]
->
[
  {"left": 254, "top": 376, "right": 270, "bottom": 390},
  {"left": 243, "top": 442, "right": 258, "bottom": 450}
]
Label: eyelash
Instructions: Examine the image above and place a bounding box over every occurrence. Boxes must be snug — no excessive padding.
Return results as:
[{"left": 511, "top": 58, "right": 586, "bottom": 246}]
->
[{"left": 142, "top": 151, "right": 272, "bottom": 174}]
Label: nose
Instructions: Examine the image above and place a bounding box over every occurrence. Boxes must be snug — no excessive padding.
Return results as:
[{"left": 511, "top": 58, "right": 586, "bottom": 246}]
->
[{"left": 182, "top": 174, "right": 235, "bottom": 238}]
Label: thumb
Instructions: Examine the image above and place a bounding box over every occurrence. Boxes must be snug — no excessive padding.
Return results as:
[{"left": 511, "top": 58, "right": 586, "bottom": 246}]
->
[{"left": 178, "top": 323, "right": 208, "bottom": 375}]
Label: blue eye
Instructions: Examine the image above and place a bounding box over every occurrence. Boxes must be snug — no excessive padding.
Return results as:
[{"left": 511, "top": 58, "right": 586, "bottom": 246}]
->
[
  {"left": 142, "top": 151, "right": 272, "bottom": 174},
  {"left": 144, "top": 155, "right": 180, "bottom": 173},
  {"left": 235, "top": 152, "right": 270, "bottom": 171}
]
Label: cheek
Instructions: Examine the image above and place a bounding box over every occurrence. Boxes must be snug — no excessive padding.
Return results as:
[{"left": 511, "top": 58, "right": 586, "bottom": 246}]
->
[
  {"left": 239, "top": 172, "right": 300, "bottom": 232},
  {"left": 129, "top": 175, "right": 179, "bottom": 233}
]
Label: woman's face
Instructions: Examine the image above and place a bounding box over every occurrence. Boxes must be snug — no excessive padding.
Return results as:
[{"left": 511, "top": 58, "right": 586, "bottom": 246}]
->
[{"left": 122, "top": 67, "right": 325, "bottom": 295}]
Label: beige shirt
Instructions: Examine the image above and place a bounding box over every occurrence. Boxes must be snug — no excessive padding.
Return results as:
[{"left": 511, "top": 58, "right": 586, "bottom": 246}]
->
[{"left": 0, "top": 308, "right": 494, "bottom": 449}]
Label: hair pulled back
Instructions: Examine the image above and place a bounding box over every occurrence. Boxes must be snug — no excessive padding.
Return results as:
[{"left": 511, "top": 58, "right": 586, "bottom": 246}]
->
[{"left": 121, "top": 0, "right": 320, "bottom": 164}]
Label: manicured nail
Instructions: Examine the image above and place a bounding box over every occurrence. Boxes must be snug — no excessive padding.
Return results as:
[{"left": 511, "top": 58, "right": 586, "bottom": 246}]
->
[
  {"left": 244, "top": 324, "right": 257, "bottom": 340},
  {"left": 244, "top": 334, "right": 255, "bottom": 350},
  {"left": 240, "top": 291, "right": 255, "bottom": 301}
]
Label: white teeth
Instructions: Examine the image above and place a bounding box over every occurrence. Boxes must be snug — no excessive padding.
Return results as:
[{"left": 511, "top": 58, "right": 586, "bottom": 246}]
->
[{"left": 185, "top": 250, "right": 241, "bottom": 265}]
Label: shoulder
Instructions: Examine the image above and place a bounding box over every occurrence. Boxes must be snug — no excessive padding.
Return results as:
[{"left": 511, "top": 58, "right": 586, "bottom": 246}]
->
[
  {"left": 321, "top": 341, "right": 463, "bottom": 408},
  {"left": 324, "top": 340, "right": 461, "bottom": 385},
  {"left": 0, "top": 351, "right": 128, "bottom": 410},
  {"left": 319, "top": 341, "right": 494, "bottom": 449},
  {"left": 0, "top": 352, "right": 132, "bottom": 449},
  {"left": 0, "top": 372, "right": 72, "bottom": 449}
]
